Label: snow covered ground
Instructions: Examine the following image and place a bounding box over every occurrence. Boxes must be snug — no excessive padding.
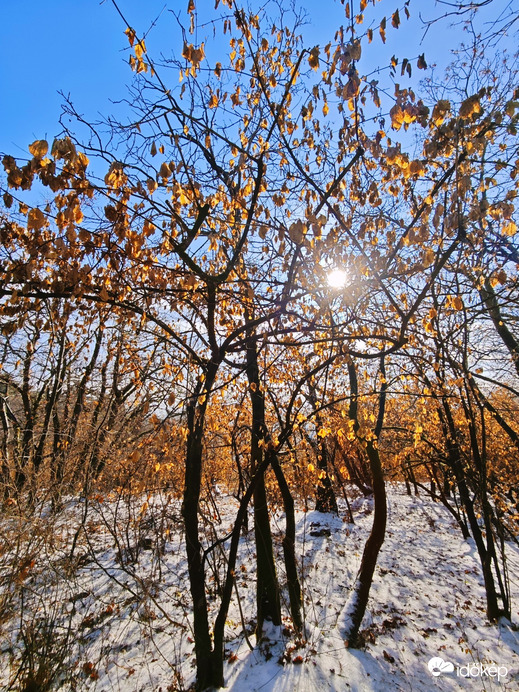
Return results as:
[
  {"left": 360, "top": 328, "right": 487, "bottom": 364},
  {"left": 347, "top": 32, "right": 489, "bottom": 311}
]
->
[{"left": 1, "top": 485, "right": 518, "bottom": 691}]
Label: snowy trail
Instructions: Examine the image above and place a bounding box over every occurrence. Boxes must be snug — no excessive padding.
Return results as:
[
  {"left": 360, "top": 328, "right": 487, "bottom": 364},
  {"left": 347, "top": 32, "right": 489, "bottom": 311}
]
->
[
  {"left": 1, "top": 486, "right": 518, "bottom": 691},
  {"left": 226, "top": 488, "right": 519, "bottom": 691}
]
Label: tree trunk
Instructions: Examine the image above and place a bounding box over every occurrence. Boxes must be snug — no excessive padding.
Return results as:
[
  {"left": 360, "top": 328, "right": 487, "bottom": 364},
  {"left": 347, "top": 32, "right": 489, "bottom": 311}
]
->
[
  {"left": 344, "top": 357, "right": 387, "bottom": 646},
  {"left": 245, "top": 327, "right": 281, "bottom": 638},
  {"left": 344, "top": 439, "right": 387, "bottom": 646},
  {"left": 270, "top": 450, "right": 302, "bottom": 631},
  {"left": 211, "top": 453, "right": 273, "bottom": 686},
  {"left": 182, "top": 387, "right": 218, "bottom": 690},
  {"left": 439, "top": 396, "right": 502, "bottom": 620}
]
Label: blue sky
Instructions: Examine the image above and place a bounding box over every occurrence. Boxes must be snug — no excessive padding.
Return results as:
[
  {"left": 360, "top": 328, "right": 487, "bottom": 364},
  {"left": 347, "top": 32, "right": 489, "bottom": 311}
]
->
[
  {"left": 0, "top": 0, "right": 507, "bottom": 160},
  {"left": 1, "top": 1, "right": 171, "bottom": 156}
]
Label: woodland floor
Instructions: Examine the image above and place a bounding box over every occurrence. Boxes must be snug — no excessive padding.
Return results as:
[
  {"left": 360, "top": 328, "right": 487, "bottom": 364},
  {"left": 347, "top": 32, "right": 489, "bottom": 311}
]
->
[{"left": 0, "top": 484, "right": 518, "bottom": 691}]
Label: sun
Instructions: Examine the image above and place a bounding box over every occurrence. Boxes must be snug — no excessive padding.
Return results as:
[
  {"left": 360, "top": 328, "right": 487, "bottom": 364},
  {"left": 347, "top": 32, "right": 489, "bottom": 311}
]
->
[{"left": 327, "top": 268, "right": 348, "bottom": 289}]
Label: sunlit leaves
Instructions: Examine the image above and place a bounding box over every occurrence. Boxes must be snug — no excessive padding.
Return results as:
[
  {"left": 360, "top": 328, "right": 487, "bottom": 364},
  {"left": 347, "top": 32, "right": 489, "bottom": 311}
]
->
[
  {"left": 51, "top": 137, "right": 76, "bottom": 161},
  {"left": 338, "top": 40, "right": 361, "bottom": 74},
  {"left": 379, "top": 17, "right": 386, "bottom": 43},
  {"left": 125, "top": 27, "right": 136, "bottom": 46},
  {"left": 158, "top": 161, "right": 172, "bottom": 179},
  {"left": 413, "top": 423, "right": 422, "bottom": 447},
  {"left": 422, "top": 248, "right": 436, "bottom": 267},
  {"left": 308, "top": 46, "right": 319, "bottom": 71},
  {"left": 501, "top": 220, "right": 517, "bottom": 236},
  {"left": 134, "top": 39, "right": 146, "bottom": 61},
  {"left": 28, "top": 140, "right": 48, "bottom": 158},
  {"left": 445, "top": 295, "right": 464, "bottom": 311},
  {"left": 288, "top": 219, "right": 305, "bottom": 244},
  {"left": 146, "top": 178, "right": 158, "bottom": 194},
  {"left": 459, "top": 94, "right": 482, "bottom": 119},
  {"left": 317, "top": 427, "right": 331, "bottom": 438},
  {"left": 27, "top": 207, "right": 47, "bottom": 231},
  {"left": 430, "top": 99, "right": 451, "bottom": 127},
  {"left": 182, "top": 41, "right": 205, "bottom": 74},
  {"left": 126, "top": 27, "right": 148, "bottom": 73},
  {"left": 104, "top": 162, "right": 127, "bottom": 191},
  {"left": 0, "top": 0, "right": 517, "bottom": 497},
  {"left": 342, "top": 68, "right": 360, "bottom": 103},
  {"left": 187, "top": 0, "right": 195, "bottom": 16}
]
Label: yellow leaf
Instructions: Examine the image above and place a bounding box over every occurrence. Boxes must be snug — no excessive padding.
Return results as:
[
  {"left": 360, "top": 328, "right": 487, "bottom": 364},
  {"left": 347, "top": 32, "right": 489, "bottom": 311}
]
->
[
  {"left": 29, "top": 139, "right": 48, "bottom": 158},
  {"left": 134, "top": 39, "right": 146, "bottom": 60},
  {"left": 136, "top": 59, "right": 148, "bottom": 74},
  {"left": 453, "top": 296, "right": 463, "bottom": 311},
  {"left": 159, "top": 162, "right": 171, "bottom": 178},
  {"left": 51, "top": 137, "right": 76, "bottom": 161},
  {"left": 431, "top": 99, "right": 450, "bottom": 127},
  {"left": 502, "top": 220, "right": 517, "bottom": 236},
  {"left": 288, "top": 219, "right": 305, "bottom": 244},
  {"left": 379, "top": 17, "right": 386, "bottom": 43},
  {"left": 423, "top": 248, "right": 436, "bottom": 267},
  {"left": 409, "top": 159, "right": 425, "bottom": 176},
  {"left": 182, "top": 42, "right": 205, "bottom": 67},
  {"left": 317, "top": 427, "right": 331, "bottom": 438},
  {"left": 77, "top": 151, "right": 89, "bottom": 168},
  {"left": 390, "top": 105, "right": 404, "bottom": 131},
  {"left": 27, "top": 207, "right": 46, "bottom": 231},
  {"left": 125, "top": 27, "right": 136, "bottom": 47},
  {"left": 459, "top": 94, "right": 482, "bottom": 119},
  {"left": 308, "top": 46, "right": 319, "bottom": 71}
]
